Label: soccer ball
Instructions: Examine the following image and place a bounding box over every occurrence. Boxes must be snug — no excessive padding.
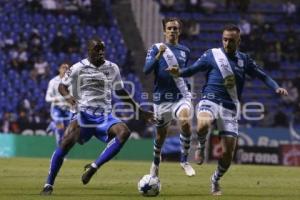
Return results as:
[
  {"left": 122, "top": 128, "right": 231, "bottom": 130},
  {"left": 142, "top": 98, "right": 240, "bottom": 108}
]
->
[{"left": 137, "top": 174, "right": 161, "bottom": 196}]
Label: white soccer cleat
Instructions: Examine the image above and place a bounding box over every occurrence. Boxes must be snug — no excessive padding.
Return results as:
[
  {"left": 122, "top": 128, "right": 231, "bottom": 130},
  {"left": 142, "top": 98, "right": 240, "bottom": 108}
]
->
[
  {"left": 180, "top": 162, "right": 196, "bottom": 177},
  {"left": 211, "top": 176, "right": 222, "bottom": 196},
  {"left": 150, "top": 162, "right": 159, "bottom": 177}
]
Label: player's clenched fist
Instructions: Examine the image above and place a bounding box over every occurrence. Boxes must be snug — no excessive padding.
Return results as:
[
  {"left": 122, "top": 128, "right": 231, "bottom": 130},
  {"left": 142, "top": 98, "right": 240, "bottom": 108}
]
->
[{"left": 155, "top": 45, "right": 167, "bottom": 60}]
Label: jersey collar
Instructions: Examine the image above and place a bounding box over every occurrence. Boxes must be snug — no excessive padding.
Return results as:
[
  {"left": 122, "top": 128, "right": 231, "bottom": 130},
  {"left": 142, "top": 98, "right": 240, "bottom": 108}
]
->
[
  {"left": 221, "top": 47, "right": 238, "bottom": 58},
  {"left": 86, "top": 58, "right": 107, "bottom": 68}
]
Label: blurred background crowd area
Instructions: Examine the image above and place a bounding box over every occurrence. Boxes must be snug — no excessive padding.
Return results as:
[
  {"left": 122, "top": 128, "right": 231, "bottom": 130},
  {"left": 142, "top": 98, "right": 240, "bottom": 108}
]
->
[{"left": 0, "top": 0, "right": 300, "bottom": 136}]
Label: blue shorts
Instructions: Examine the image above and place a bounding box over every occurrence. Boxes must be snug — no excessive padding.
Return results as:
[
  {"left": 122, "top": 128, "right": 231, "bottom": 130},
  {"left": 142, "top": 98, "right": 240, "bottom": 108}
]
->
[
  {"left": 51, "top": 106, "right": 73, "bottom": 127},
  {"left": 74, "top": 111, "right": 122, "bottom": 144}
]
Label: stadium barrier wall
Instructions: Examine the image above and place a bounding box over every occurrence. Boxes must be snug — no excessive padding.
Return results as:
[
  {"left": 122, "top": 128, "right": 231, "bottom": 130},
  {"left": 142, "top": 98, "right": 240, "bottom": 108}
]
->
[
  {"left": 0, "top": 134, "right": 153, "bottom": 160},
  {"left": 208, "top": 127, "right": 300, "bottom": 166}
]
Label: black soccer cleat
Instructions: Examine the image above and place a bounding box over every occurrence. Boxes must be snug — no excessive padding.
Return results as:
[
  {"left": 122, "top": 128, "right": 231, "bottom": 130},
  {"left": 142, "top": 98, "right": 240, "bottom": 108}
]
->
[
  {"left": 81, "top": 163, "right": 97, "bottom": 185},
  {"left": 40, "top": 184, "right": 53, "bottom": 196},
  {"left": 195, "top": 147, "right": 205, "bottom": 165}
]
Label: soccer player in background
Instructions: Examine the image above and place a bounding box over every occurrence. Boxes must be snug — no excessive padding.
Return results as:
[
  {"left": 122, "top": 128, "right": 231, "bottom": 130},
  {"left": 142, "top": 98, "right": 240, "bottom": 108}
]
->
[
  {"left": 45, "top": 63, "right": 73, "bottom": 146},
  {"left": 166, "top": 24, "right": 288, "bottom": 195},
  {"left": 144, "top": 18, "right": 196, "bottom": 177},
  {"left": 40, "top": 38, "right": 155, "bottom": 195}
]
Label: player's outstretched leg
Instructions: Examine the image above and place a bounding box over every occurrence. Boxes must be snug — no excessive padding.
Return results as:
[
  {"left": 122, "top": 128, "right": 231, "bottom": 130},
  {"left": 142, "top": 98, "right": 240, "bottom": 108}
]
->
[
  {"left": 177, "top": 107, "right": 195, "bottom": 176},
  {"left": 210, "top": 136, "right": 236, "bottom": 196},
  {"left": 81, "top": 123, "right": 130, "bottom": 185},
  {"left": 40, "top": 121, "right": 79, "bottom": 195},
  {"left": 195, "top": 112, "right": 213, "bottom": 165},
  {"left": 149, "top": 125, "right": 167, "bottom": 177}
]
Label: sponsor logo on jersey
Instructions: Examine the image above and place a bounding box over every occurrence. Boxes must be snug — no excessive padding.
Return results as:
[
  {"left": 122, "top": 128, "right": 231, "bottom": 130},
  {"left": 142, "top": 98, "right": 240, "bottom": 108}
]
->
[
  {"left": 180, "top": 51, "right": 186, "bottom": 58},
  {"left": 237, "top": 59, "right": 244, "bottom": 67}
]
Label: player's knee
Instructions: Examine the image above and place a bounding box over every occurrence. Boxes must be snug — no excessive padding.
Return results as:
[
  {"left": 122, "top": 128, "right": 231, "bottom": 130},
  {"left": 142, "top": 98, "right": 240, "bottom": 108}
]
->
[
  {"left": 60, "top": 136, "right": 76, "bottom": 150},
  {"left": 118, "top": 127, "right": 130, "bottom": 143},
  {"left": 178, "top": 108, "right": 191, "bottom": 123},
  {"left": 60, "top": 123, "right": 79, "bottom": 150},
  {"left": 196, "top": 112, "right": 213, "bottom": 134},
  {"left": 180, "top": 120, "right": 191, "bottom": 134},
  {"left": 197, "top": 121, "right": 210, "bottom": 135},
  {"left": 156, "top": 127, "right": 168, "bottom": 142},
  {"left": 56, "top": 123, "right": 64, "bottom": 130}
]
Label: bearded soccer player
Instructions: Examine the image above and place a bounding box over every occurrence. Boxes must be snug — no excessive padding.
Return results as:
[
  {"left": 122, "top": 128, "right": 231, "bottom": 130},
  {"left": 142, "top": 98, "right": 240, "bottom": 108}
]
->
[{"left": 166, "top": 24, "right": 288, "bottom": 195}]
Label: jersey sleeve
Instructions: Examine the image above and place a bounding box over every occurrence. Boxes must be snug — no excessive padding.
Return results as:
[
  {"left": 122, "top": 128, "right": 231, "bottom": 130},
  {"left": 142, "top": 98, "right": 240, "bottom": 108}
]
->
[
  {"left": 245, "top": 55, "right": 279, "bottom": 91},
  {"left": 112, "top": 64, "right": 124, "bottom": 90},
  {"left": 45, "top": 80, "right": 54, "bottom": 102},
  {"left": 61, "top": 64, "right": 78, "bottom": 87},
  {"left": 180, "top": 50, "right": 211, "bottom": 77},
  {"left": 143, "top": 45, "right": 159, "bottom": 74},
  {"left": 184, "top": 48, "right": 190, "bottom": 68}
]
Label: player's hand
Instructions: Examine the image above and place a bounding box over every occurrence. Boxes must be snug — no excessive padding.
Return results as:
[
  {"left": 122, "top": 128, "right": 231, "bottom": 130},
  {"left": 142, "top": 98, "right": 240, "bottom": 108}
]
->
[
  {"left": 276, "top": 88, "right": 288, "bottom": 96},
  {"left": 159, "top": 45, "right": 166, "bottom": 53},
  {"left": 65, "top": 95, "right": 77, "bottom": 107},
  {"left": 165, "top": 66, "right": 180, "bottom": 77},
  {"left": 156, "top": 45, "right": 166, "bottom": 59},
  {"left": 139, "top": 109, "right": 157, "bottom": 124}
]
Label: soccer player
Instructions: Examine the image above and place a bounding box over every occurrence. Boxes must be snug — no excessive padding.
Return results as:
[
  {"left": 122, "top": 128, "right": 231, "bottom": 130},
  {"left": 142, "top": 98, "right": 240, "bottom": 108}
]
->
[
  {"left": 45, "top": 63, "right": 73, "bottom": 146},
  {"left": 166, "top": 24, "right": 288, "bottom": 195},
  {"left": 144, "top": 18, "right": 195, "bottom": 177},
  {"left": 40, "top": 38, "right": 154, "bottom": 195}
]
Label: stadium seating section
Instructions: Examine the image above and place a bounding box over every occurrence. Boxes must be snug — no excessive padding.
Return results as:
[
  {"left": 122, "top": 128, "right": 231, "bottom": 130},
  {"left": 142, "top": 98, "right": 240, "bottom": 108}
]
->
[{"left": 0, "top": 0, "right": 144, "bottom": 133}]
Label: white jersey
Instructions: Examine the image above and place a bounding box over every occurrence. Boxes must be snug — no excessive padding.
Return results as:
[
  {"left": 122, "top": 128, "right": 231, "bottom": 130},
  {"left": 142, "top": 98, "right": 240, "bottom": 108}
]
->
[
  {"left": 61, "top": 58, "right": 124, "bottom": 113},
  {"left": 45, "top": 75, "right": 70, "bottom": 109}
]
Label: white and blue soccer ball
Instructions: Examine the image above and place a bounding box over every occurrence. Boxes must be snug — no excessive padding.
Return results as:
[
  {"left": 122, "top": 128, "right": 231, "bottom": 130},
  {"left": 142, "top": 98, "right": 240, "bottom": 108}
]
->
[{"left": 138, "top": 174, "right": 161, "bottom": 197}]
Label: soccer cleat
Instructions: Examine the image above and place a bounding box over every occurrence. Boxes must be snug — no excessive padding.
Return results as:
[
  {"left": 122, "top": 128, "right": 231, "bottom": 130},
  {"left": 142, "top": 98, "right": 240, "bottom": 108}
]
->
[
  {"left": 81, "top": 163, "right": 97, "bottom": 185},
  {"left": 195, "top": 147, "right": 205, "bottom": 165},
  {"left": 180, "top": 162, "right": 196, "bottom": 177},
  {"left": 211, "top": 176, "right": 222, "bottom": 196},
  {"left": 149, "top": 162, "right": 159, "bottom": 177},
  {"left": 40, "top": 184, "right": 53, "bottom": 196}
]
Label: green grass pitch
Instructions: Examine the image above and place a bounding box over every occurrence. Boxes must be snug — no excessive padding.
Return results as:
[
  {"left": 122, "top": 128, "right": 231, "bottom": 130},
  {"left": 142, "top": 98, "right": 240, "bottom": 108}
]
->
[{"left": 0, "top": 157, "right": 300, "bottom": 200}]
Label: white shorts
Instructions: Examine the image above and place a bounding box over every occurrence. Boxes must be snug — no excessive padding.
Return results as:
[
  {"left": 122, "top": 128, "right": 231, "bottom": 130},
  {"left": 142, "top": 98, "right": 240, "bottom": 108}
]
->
[
  {"left": 197, "top": 99, "right": 238, "bottom": 137},
  {"left": 154, "top": 98, "right": 192, "bottom": 128}
]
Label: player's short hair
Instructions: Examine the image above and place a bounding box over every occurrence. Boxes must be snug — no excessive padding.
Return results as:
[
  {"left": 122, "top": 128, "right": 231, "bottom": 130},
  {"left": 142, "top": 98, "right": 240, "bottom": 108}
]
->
[
  {"left": 162, "top": 18, "right": 182, "bottom": 31},
  {"left": 222, "top": 24, "right": 240, "bottom": 34},
  {"left": 88, "top": 37, "right": 105, "bottom": 50}
]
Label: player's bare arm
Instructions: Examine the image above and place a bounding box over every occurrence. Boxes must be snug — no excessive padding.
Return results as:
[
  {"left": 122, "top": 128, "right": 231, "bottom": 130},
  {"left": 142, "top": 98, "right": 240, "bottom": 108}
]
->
[{"left": 58, "top": 83, "right": 77, "bottom": 107}]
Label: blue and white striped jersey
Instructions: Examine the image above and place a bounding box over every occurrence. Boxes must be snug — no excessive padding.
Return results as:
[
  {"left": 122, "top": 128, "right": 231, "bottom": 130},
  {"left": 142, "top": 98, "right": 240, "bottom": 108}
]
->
[
  {"left": 180, "top": 48, "right": 280, "bottom": 110},
  {"left": 144, "top": 43, "right": 191, "bottom": 104}
]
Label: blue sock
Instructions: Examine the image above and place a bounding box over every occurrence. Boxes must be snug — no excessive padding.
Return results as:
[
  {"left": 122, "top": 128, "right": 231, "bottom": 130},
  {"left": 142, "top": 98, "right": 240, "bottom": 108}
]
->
[
  {"left": 46, "top": 147, "right": 68, "bottom": 185},
  {"left": 94, "top": 137, "right": 123, "bottom": 168},
  {"left": 55, "top": 128, "right": 64, "bottom": 146}
]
